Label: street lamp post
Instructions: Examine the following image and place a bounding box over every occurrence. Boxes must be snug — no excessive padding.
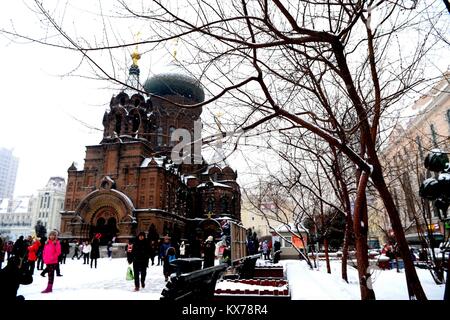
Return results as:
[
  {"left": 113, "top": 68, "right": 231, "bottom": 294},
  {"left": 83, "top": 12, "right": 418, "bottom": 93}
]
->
[{"left": 419, "top": 149, "right": 450, "bottom": 300}]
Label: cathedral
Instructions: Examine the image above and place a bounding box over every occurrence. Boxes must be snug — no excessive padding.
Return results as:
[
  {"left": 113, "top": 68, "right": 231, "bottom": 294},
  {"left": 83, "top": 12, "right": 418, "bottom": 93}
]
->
[{"left": 59, "top": 53, "right": 241, "bottom": 245}]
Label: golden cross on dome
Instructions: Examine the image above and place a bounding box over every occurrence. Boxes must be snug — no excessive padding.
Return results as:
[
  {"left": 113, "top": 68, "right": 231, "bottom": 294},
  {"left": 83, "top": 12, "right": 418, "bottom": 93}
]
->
[
  {"left": 131, "top": 31, "right": 141, "bottom": 66},
  {"left": 172, "top": 37, "right": 179, "bottom": 61}
]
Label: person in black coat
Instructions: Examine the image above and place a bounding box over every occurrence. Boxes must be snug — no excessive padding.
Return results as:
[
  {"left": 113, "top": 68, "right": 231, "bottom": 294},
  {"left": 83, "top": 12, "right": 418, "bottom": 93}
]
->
[
  {"left": 0, "top": 256, "right": 33, "bottom": 301},
  {"left": 273, "top": 240, "right": 281, "bottom": 263},
  {"left": 203, "top": 236, "right": 215, "bottom": 269},
  {"left": 36, "top": 237, "right": 46, "bottom": 270},
  {"left": 13, "top": 236, "right": 27, "bottom": 260},
  {"left": 132, "top": 232, "right": 150, "bottom": 291},
  {"left": 60, "top": 240, "right": 70, "bottom": 264},
  {"left": 90, "top": 238, "right": 100, "bottom": 269}
]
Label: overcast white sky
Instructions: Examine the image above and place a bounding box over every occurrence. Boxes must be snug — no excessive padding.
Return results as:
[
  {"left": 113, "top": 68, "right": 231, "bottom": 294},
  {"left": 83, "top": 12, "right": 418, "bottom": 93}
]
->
[
  {"left": 0, "top": 1, "right": 274, "bottom": 197},
  {"left": 0, "top": 2, "right": 107, "bottom": 196}
]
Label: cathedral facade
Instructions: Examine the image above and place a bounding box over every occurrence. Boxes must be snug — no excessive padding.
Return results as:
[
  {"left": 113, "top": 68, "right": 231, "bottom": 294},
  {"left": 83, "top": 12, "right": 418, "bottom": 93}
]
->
[{"left": 59, "top": 59, "right": 241, "bottom": 245}]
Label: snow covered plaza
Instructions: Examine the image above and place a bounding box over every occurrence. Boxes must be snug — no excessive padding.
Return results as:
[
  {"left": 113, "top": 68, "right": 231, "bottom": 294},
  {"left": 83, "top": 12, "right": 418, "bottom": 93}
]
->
[{"left": 17, "top": 257, "right": 444, "bottom": 300}]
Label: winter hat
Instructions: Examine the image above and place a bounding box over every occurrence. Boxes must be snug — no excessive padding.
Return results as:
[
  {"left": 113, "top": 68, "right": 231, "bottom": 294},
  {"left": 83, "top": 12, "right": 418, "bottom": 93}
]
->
[
  {"left": 48, "top": 230, "right": 58, "bottom": 237},
  {"left": 138, "top": 232, "right": 146, "bottom": 238},
  {"left": 207, "top": 236, "right": 213, "bottom": 242}
]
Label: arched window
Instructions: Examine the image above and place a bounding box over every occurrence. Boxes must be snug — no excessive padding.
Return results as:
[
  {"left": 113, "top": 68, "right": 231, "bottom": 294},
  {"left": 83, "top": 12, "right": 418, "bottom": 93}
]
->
[
  {"left": 115, "top": 114, "right": 122, "bottom": 135},
  {"left": 207, "top": 197, "right": 215, "bottom": 213},
  {"left": 157, "top": 127, "right": 163, "bottom": 146},
  {"left": 169, "top": 126, "right": 176, "bottom": 146},
  {"left": 132, "top": 113, "right": 140, "bottom": 132},
  {"left": 220, "top": 196, "right": 229, "bottom": 213}
]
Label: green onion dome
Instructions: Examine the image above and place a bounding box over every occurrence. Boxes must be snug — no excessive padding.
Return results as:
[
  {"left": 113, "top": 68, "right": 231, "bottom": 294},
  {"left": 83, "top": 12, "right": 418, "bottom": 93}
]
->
[{"left": 143, "top": 71, "right": 205, "bottom": 103}]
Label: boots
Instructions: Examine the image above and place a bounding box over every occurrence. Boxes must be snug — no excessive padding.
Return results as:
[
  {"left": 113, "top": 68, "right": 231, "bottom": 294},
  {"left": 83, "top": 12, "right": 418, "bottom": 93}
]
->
[{"left": 41, "top": 283, "right": 53, "bottom": 293}]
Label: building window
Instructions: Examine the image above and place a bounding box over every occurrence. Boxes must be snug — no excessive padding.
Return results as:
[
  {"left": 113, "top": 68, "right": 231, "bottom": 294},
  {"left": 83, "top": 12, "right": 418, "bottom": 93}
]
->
[
  {"left": 207, "top": 197, "right": 215, "bottom": 213},
  {"left": 157, "top": 127, "right": 163, "bottom": 146},
  {"left": 430, "top": 124, "right": 438, "bottom": 148},
  {"left": 169, "top": 126, "right": 176, "bottom": 146},
  {"left": 282, "top": 236, "right": 292, "bottom": 248},
  {"left": 115, "top": 114, "right": 122, "bottom": 135}
]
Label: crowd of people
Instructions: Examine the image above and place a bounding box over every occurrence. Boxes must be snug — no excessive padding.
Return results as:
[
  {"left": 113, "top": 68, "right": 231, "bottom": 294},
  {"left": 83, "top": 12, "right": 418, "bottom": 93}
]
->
[
  {"left": 0, "top": 231, "right": 65, "bottom": 300},
  {"left": 0, "top": 226, "right": 278, "bottom": 299},
  {"left": 0, "top": 231, "right": 116, "bottom": 300}
]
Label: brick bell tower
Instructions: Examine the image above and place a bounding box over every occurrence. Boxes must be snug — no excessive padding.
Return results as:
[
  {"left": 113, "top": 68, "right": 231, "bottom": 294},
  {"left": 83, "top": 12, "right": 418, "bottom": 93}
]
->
[{"left": 60, "top": 48, "right": 241, "bottom": 246}]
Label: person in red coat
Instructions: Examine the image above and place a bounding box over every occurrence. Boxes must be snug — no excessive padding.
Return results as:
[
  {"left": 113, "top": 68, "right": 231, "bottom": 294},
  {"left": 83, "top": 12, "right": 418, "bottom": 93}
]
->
[
  {"left": 27, "top": 237, "right": 41, "bottom": 275},
  {"left": 41, "top": 231, "right": 61, "bottom": 293}
]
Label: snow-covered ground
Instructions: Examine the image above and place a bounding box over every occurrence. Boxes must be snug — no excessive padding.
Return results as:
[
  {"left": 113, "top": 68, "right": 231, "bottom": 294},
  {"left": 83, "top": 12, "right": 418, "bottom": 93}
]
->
[
  {"left": 284, "top": 259, "right": 445, "bottom": 300},
  {"left": 18, "top": 257, "right": 166, "bottom": 300},
  {"left": 17, "top": 257, "right": 445, "bottom": 300}
]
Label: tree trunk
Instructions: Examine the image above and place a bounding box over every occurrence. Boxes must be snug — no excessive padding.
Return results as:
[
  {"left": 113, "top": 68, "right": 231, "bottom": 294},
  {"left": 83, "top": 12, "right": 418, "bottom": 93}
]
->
[
  {"left": 341, "top": 211, "right": 353, "bottom": 282},
  {"left": 324, "top": 237, "right": 331, "bottom": 274},
  {"left": 353, "top": 171, "right": 376, "bottom": 300},
  {"left": 371, "top": 165, "right": 428, "bottom": 300}
]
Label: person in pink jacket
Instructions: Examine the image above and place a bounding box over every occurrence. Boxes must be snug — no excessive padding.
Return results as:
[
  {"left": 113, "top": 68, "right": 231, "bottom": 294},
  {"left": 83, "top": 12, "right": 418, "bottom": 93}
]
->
[{"left": 41, "top": 230, "right": 61, "bottom": 293}]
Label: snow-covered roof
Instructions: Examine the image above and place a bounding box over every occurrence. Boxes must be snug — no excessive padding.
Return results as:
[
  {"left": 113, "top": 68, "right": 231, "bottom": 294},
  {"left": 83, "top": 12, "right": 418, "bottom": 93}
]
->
[
  {"left": 141, "top": 157, "right": 163, "bottom": 167},
  {"left": 45, "top": 177, "right": 66, "bottom": 190},
  {"left": 110, "top": 189, "right": 135, "bottom": 210},
  {"left": 181, "top": 175, "right": 197, "bottom": 184},
  {"left": 274, "top": 222, "right": 308, "bottom": 233},
  {"left": 140, "top": 156, "right": 178, "bottom": 173},
  {"left": 11, "top": 196, "right": 33, "bottom": 213},
  {"left": 399, "top": 77, "right": 450, "bottom": 128},
  {"left": 383, "top": 74, "right": 450, "bottom": 151},
  {"left": 197, "top": 181, "right": 232, "bottom": 189}
]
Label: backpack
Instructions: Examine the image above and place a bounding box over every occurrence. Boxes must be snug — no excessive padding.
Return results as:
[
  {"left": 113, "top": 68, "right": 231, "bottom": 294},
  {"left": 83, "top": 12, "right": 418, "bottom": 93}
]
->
[{"left": 168, "top": 255, "right": 176, "bottom": 263}]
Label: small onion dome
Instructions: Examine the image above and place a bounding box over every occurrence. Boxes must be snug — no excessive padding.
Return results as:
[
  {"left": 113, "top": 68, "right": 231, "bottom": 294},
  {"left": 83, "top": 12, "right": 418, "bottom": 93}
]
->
[
  {"left": 68, "top": 162, "right": 77, "bottom": 171},
  {"left": 144, "top": 72, "right": 205, "bottom": 103}
]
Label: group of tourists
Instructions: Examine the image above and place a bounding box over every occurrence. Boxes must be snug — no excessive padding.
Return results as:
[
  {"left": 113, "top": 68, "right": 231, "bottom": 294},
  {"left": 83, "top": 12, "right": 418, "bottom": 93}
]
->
[{"left": 0, "top": 230, "right": 64, "bottom": 300}]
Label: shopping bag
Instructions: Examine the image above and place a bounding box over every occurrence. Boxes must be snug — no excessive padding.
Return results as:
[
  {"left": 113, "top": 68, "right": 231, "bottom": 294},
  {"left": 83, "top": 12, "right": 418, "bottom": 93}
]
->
[{"left": 126, "top": 266, "right": 134, "bottom": 280}]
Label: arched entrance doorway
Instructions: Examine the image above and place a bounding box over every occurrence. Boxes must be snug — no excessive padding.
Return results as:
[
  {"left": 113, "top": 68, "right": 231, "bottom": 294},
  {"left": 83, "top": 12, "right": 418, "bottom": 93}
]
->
[
  {"left": 90, "top": 206, "right": 119, "bottom": 244},
  {"left": 75, "top": 187, "right": 136, "bottom": 243}
]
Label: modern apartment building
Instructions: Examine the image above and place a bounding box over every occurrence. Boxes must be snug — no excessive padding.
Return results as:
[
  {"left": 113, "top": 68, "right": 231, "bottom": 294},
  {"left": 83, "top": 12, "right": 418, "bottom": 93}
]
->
[{"left": 0, "top": 147, "right": 19, "bottom": 200}]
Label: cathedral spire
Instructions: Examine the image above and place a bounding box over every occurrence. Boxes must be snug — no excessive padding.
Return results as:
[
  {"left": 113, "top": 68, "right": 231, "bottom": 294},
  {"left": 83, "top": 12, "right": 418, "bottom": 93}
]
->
[{"left": 125, "top": 33, "right": 142, "bottom": 92}]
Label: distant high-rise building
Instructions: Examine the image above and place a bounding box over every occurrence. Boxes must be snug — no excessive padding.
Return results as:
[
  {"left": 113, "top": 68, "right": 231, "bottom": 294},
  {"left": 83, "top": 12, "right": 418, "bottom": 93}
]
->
[
  {"left": 31, "top": 177, "right": 66, "bottom": 233},
  {"left": 0, "top": 148, "right": 19, "bottom": 200}
]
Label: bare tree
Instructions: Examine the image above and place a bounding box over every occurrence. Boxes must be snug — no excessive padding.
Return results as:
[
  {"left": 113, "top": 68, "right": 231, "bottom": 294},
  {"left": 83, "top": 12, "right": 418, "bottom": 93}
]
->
[{"left": 7, "top": 0, "right": 449, "bottom": 300}]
